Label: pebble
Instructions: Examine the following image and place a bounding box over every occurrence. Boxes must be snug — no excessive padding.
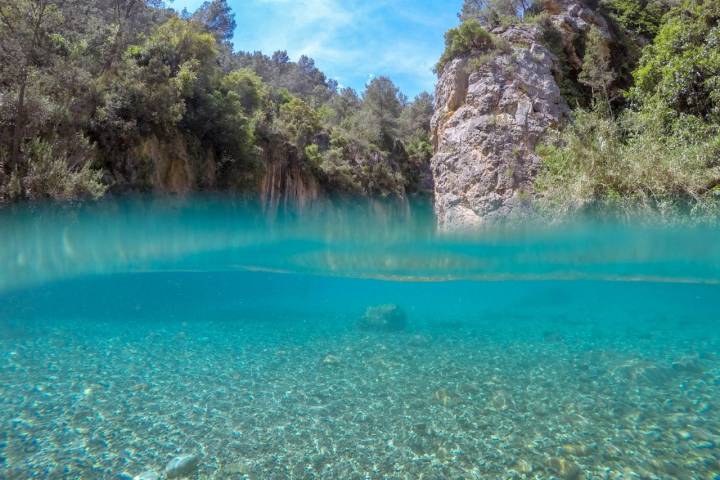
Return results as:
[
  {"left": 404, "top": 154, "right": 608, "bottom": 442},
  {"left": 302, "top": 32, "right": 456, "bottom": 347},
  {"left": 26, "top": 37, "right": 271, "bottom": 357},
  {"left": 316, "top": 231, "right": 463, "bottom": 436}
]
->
[
  {"left": 693, "top": 440, "right": 715, "bottom": 449},
  {"left": 134, "top": 470, "right": 160, "bottom": 480},
  {"left": 165, "top": 454, "right": 200, "bottom": 479},
  {"left": 223, "top": 462, "right": 250, "bottom": 475},
  {"left": 548, "top": 457, "right": 584, "bottom": 480},
  {"left": 321, "top": 354, "right": 341, "bottom": 366}
]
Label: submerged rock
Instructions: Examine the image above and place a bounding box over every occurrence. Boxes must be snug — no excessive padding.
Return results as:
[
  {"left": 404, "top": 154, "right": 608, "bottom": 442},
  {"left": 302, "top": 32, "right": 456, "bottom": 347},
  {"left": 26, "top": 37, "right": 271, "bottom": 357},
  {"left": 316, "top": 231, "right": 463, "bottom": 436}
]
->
[
  {"left": 408, "top": 334, "right": 430, "bottom": 347},
  {"left": 222, "top": 461, "right": 251, "bottom": 476},
  {"left": 548, "top": 457, "right": 584, "bottom": 480},
  {"left": 321, "top": 353, "right": 341, "bottom": 366},
  {"left": 133, "top": 471, "right": 160, "bottom": 480},
  {"left": 358, "top": 304, "right": 407, "bottom": 332},
  {"left": 165, "top": 454, "right": 200, "bottom": 479}
]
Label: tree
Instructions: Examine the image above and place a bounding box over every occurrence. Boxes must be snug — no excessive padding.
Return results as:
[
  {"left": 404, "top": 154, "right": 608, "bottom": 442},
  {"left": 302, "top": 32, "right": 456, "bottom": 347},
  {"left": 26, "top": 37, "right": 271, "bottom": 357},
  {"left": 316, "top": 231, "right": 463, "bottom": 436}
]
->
[
  {"left": 578, "top": 26, "right": 615, "bottom": 111},
  {"left": 602, "top": 0, "right": 675, "bottom": 39},
  {"left": 0, "top": 0, "right": 63, "bottom": 177},
  {"left": 400, "top": 92, "right": 434, "bottom": 139},
  {"left": 630, "top": 0, "right": 720, "bottom": 121},
  {"left": 277, "top": 97, "right": 321, "bottom": 150},
  {"left": 360, "top": 77, "right": 405, "bottom": 150},
  {"left": 94, "top": 0, "right": 166, "bottom": 72},
  {"left": 191, "top": 0, "right": 236, "bottom": 43},
  {"left": 325, "top": 87, "right": 361, "bottom": 126},
  {"left": 460, "top": 0, "right": 534, "bottom": 27},
  {"left": 111, "top": 16, "right": 219, "bottom": 133}
]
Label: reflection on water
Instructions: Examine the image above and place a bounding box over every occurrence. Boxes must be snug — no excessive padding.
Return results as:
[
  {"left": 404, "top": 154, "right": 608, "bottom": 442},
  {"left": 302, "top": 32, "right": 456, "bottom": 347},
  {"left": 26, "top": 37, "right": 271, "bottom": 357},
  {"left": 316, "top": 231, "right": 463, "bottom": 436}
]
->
[
  {"left": 1, "top": 196, "right": 719, "bottom": 291},
  {"left": 1, "top": 197, "right": 719, "bottom": 479}
]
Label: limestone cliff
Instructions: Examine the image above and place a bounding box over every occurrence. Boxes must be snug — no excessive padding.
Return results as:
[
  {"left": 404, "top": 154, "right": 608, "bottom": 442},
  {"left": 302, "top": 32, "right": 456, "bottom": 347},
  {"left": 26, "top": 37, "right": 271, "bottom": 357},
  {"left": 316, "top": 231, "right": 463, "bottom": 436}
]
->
[
  {"left": 430, "top": 0, "right": 609, "bottom": 229},
  {"left": 114, "top": 132, "right": 321, "bottom": 211},
  {"left": 257, "top": 135, "right": 322, "bottom": 212}
]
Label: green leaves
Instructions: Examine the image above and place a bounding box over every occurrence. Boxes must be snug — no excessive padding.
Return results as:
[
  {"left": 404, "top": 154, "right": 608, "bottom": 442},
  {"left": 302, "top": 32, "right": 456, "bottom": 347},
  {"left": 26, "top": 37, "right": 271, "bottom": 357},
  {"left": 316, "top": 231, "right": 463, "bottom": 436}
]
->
[
  {"left": 277, "top": 97, "right": 321, "bottom": 150},
  {"left": 435, "top": 20, "right": 495, "bottom": 74},
  {"left": 602, "top": 0, "right": 668, "bottom": 39},
  {"left": 578, "top": 26, "right": 615, "bottom": 105},
  {"left": 629, "top": 0, "right": 720, "bottom": 121},
  {"left": 536, "top": 106, "right": 720, "bottom": 221}
]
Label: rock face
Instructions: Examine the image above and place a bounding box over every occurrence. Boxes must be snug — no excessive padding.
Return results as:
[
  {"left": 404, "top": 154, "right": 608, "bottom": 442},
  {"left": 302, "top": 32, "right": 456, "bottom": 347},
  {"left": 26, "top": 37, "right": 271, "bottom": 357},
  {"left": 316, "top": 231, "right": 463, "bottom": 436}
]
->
[
  {"left": 257, "top": 134, "right": 322, "bottom": 212},
  {"left": 430, "top": 1, "right": 609, "bottom": 229}
]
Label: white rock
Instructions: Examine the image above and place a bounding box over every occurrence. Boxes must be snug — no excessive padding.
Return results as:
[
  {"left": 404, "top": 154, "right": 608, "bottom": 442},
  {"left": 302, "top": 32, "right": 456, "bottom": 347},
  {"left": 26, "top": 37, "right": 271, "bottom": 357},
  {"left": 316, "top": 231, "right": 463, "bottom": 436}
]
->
[
  {"left": 134, "top": 471, "right": 160, "bottom": 480},
  {"left": 165, "top": 454, "right": 200, "bottom": 479}
]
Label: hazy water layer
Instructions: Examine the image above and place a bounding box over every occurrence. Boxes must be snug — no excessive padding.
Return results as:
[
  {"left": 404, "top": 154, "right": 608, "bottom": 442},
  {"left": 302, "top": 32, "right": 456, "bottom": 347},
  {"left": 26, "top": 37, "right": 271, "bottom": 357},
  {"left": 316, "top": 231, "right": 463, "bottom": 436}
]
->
[{"left": 1, "top": 198, "right": 720, "bottom": 479}]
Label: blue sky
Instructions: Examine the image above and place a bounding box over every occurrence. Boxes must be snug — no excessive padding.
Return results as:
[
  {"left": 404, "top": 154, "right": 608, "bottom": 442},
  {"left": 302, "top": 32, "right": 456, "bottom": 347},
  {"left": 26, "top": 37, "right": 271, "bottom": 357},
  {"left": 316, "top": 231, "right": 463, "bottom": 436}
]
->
[{"left": 169, "top": 0, "right": 462, "bottom": 97}]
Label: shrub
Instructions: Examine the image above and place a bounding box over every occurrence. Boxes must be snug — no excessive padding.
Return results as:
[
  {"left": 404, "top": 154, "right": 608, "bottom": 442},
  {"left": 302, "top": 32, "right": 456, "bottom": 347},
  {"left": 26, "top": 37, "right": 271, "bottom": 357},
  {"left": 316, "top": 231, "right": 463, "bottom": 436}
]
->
[
  {"left": 535, "top": 106, "right": 720, "bottom": 222},
  {"left": 435, "top": 20, "right": 497, "bottom": 74},
  {"left": 1, "top": 136, "right": 106, "bottom": 202}
]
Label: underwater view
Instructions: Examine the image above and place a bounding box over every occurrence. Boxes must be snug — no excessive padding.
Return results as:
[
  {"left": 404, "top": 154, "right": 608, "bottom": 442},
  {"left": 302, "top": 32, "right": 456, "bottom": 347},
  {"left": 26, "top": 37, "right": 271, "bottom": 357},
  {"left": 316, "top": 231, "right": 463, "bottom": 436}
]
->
[{"left": 1, "top": 198, "right": 719, "bottom": 480}]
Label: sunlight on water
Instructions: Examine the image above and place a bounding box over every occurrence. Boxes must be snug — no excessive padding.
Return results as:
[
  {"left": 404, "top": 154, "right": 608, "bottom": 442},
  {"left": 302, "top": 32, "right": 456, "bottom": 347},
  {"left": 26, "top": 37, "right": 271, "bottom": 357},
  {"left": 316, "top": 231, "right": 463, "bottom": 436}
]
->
[{"left": 1, "top": 198, "right": 719, "bottom": 479}]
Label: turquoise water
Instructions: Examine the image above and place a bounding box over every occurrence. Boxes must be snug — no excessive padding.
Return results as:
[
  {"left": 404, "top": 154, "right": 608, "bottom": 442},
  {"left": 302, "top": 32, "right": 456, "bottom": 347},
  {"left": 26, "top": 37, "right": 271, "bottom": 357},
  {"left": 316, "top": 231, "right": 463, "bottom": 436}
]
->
[{"left": 1, "top": 198, "right": 720, "bottom": 479}]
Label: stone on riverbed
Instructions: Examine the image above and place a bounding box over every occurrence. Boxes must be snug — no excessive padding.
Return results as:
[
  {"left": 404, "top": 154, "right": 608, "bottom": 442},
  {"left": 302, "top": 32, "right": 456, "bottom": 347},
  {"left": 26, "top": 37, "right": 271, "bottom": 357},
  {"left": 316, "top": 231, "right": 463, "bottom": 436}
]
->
[
  {"left": 358, "top": 304, "right": 407, "bottom": 332},
  {"left": 134, "top": 471, "right": 160, "bottom": 480},
  {"left": 165, "top": 454, "right": 200, "bottom": 479}
]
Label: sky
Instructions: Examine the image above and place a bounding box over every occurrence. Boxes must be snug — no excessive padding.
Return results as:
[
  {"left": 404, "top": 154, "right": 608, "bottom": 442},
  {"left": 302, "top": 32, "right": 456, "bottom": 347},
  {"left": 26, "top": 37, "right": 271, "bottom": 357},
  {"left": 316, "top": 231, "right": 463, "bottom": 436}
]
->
[{"left": 169, "top": 0, "right": 463, "bottom": 97}]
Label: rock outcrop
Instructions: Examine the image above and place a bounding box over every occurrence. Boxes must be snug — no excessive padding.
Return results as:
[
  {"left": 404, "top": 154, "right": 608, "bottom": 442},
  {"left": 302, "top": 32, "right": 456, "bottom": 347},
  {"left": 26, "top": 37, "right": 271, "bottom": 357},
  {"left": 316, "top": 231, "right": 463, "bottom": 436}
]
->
[
  {"left": 117, "top": 132, "right": 216, "bottom": 194},
  {"left": 430, "top": 0, "right": 609, "bottom": 229},
  {"left": 257, "top": 134, "right": 322, "bottom": 212}
]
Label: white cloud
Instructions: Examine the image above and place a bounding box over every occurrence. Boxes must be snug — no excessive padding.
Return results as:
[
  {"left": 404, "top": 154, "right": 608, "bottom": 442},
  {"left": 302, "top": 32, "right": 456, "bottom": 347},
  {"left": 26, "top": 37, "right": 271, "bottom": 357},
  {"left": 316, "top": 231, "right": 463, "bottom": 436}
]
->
[{"left": 172, "top": 0, "right": 458, "bottom": 95}]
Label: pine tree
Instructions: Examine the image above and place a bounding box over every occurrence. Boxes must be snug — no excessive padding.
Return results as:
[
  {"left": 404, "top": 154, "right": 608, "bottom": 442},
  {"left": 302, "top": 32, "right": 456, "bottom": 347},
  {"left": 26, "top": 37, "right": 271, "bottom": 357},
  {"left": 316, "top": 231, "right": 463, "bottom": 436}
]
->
[{"left": 578, "top": 26, "right": 615, "bottom": 113}]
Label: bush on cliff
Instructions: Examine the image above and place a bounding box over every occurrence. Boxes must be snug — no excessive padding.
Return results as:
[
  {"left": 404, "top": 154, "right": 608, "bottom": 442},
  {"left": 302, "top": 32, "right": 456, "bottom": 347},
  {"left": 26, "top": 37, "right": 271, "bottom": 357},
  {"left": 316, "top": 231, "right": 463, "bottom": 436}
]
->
[{"left": 435, "top": 20, "right": 497, "bottom": 74}]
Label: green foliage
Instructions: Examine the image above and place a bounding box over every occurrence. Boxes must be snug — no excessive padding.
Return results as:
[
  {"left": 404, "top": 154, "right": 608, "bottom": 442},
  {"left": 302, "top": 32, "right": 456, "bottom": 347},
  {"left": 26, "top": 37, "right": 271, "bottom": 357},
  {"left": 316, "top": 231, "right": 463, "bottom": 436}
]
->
[
  {"left": 601, "top": 0, "right": 670, "bottom": 39},
  {"left": 629, "top": 0, "right": 720, "bottom": 120},
  {"left": 579, "top": 26, "right": 616, "bottom": 107},
  {"left": 358, "top": 77, "right": 405, "bottom": 149},
  {"left": 460, "top": 0, "right": 537, "bottom": 28},
  {"left": 190, "top": 0, "right": 236, "bottom": 43},
  {"left": 277, "top": 97, "right": 321, "bottom": 150},
  {"left": 233, "top": 50, "right": 337, "bottom": 107},
  {"left": 435, "top": 20, "right": 496, "bottom": 74},
  {"left": 537, "top": 0, "right": 720, "bottom": 223},
  {"left": 402, "top": 133, "right": 433, "bottom": 194},
  {"left": 120, "top": 17, "right": 219, "bottom": 130},
  {"left": 0, "top": 0, "right": 431, "bottom": 202},
  {"left": 536, "top": 106, "right": 720, "bottom": 221},
  {"left": 221, "top": 68, "right": 268, "bottom": 115},
  {"left": 1, "top": 136, "right": 105, "bottom": 202}
]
